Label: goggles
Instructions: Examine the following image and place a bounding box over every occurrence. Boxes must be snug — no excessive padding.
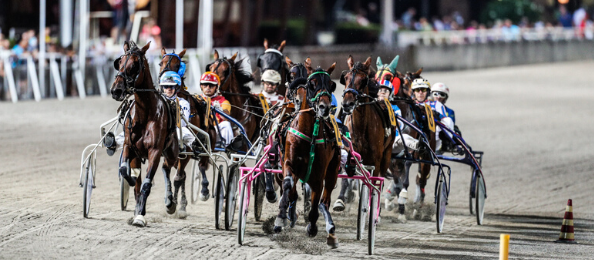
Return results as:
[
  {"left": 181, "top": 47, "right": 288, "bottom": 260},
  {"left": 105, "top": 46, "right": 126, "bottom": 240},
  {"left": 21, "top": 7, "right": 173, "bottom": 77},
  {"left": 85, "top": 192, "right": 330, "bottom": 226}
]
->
[
  {"left": 432, "top": 91, "right": 448, "bottom": 98},
  {"left": 413, "top": 88, "right": 429, "bottom": 93},
  {"left": 201, "top": 84, "right": 218, "bottom": 89},
  {"left": 161, "top": 85, "right": 177, "bottom": 89}
]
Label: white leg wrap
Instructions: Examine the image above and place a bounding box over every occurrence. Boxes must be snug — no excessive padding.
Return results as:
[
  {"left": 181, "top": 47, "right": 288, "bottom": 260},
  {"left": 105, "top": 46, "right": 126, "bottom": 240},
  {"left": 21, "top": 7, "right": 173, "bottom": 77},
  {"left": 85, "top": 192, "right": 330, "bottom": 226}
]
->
[
  {"left": 115, "top": 132, "right": 125, "bottom": 150},
  {"left": 397, "top": 189, "right": 408, "bottom": 204},
  {"left": 131, "top": 168, "right": 141, "bottom": 178}
]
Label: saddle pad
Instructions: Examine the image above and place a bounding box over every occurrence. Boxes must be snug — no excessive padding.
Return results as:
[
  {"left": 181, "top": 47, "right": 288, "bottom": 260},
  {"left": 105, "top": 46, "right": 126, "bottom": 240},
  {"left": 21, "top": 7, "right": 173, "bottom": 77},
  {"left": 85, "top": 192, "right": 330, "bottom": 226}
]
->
[
  {"left": 176, "top": 98, "right": 181, "bottom": 128},
  {"left": 383, "top": 98, "right": 397, "bottom": 127},
  {"left": 329, "top": 115, "right": 343, "bottom": 147},
  {"left": 258, "top": 93, "right": 270, "bottom": 114},
  {"left": 205, "top": 97, "right": 211, "bottom": 127},
  {"left": 424, "top": 103, "right": 436, "bottom": 132}
]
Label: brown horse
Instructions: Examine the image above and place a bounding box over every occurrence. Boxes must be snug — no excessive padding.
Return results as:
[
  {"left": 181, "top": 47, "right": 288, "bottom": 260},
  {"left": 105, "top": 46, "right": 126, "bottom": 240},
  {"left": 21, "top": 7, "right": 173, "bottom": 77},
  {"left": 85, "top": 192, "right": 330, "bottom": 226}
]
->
[
  {"left": 276, "top": 62, "right": 341, "bottom": 248},
  {"left": 257, "top": 39, "right": 288, "bottom": 96},
  {"left": 111, "top": 41, "right": 179, "bottom": 227},
  {"left": 158, "top": 48, "right": 216, "bottom": 216},
  {"left": 206, "top": 50, "right": 263, "bottom": 143},
  {"left": 386, "top": 67, "right": 437, "bottom": 221},
  {"left": 332, "top": 56, "right": 396, "bottom": 211}
]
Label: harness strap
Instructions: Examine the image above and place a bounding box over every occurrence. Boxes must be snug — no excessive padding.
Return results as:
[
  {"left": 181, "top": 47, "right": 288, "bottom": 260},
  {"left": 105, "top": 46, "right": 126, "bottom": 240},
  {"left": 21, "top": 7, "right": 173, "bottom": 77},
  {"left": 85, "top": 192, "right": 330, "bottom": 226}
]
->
[
  {"left": 287, "top": 127, "right": 324, "bottom": 144},
  {"left": 302, "top": 119, "right": 320, "bottom": 183}
]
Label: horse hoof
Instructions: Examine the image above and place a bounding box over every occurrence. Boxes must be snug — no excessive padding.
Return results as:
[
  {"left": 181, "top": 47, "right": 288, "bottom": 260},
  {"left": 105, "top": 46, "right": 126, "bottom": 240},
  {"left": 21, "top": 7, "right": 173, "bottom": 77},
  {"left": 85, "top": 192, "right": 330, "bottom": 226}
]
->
[
  {"left": 166, "top": 203, "right": 177, "bottom": 215},
  {"left": 132, "top": 215, "right": 146, "bottom": 227},
  {"left": 396, "top": 213, "right": 407, "bottom": 223},
  {"left": 177, "top": 210, "right": 188, "bottom": 219},
  {"left": 385, "top": 199, "right": 395, "bottom": 211},
  {"left": 273, "top": 226, "right": 283, "bottom": 233},
  {"left": 327, "top": 233, "right": 339, "bottom": 249},
  {"left": 413, "top": 209, "right": 421, "bottom": 220},
  {"left": 306, "top": 223, "right": 318, "bottom": 237},
  {"left": 266, "top": 190, "right": 278, "bottom": 203},
  {"left": 332, "top": 199, "right": 345, "bottom": 212},
  {"left": 199, "top": 189, "right": 210, "bottom": 202}
]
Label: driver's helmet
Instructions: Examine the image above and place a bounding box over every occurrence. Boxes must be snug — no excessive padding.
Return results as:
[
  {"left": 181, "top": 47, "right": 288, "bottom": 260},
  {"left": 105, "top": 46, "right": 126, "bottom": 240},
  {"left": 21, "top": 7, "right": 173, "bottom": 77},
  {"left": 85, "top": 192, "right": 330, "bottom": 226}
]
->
[
  {"left": 200, "top": 72, "right": 220, "bottom": 86},
  {"left": 261, "top": 70, "right": 281, "bottom": 85},
  {"left": 378, "top": 80, "right": 395, "bottom": 98},
  {"left": 160, "top": 71, "right": 182, "bottom": 92},
  {"left": 411, "top": 78, "right": 430, "bottom": 91},
  {"left": 431, "top": 82, "right": 449, "bottom": 100}
]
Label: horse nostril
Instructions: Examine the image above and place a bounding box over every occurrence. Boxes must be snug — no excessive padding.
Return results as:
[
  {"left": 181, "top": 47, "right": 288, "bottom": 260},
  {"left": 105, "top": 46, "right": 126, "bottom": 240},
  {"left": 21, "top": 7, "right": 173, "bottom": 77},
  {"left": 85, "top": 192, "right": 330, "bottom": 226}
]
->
[{"left": 347, "top": 101, "right": 355, "bottom": 108}]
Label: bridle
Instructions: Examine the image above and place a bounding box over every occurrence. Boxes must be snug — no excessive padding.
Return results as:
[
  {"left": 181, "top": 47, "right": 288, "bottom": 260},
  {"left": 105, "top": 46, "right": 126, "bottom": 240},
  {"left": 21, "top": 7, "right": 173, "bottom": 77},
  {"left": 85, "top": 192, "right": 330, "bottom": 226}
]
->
[
  {"left": 114, "top": 49, "right": 155, "bottom": 95},
  {"left": 341, "top": 67, "right": 373, "bottom": 113},
  {"left": 207, "top": 58, "right": 232, "bottom": 90},
  {"left": 159, "top": 53, "right": 186, "bottom": 78},
  {"left": 306, "top": 70, "right": 334, "bottom": 113}
]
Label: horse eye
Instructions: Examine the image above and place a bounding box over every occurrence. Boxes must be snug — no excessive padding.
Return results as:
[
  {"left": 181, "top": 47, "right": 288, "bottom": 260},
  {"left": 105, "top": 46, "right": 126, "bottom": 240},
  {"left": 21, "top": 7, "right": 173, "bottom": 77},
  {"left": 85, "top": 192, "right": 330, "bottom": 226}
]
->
[{"left": 158, "top": 62, "right": 163, "bottom": 66}]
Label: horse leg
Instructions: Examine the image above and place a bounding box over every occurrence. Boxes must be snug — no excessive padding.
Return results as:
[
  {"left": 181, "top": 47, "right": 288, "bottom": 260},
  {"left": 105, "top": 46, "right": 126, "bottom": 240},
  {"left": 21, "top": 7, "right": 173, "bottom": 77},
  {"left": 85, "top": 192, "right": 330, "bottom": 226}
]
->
[
  {"left": 129, "top": 156, "right": 142, "bottom": 202},
  {"left": 306, "top": 183, "right": 321, "bottom": 238},
  {"left": 174, "top": 158, "right": 190, "bottom": 218},
  {"left": 198, "top": 159, "right": 210, "bottom": 201},
  {"left": 321, "top": 157, "right": 340, "bottom": 248},
  {"left": 274, "top": 168, "right": 295, "bottom": 233},
  {"left": 132, "top": 150, "right": 161, "bottom": 227},
  {"left": 401, "top": 161, "right": 413, "bottom": 220},
  {"left": 288, "top": 184, "right": 299, "bottom": 228},
  {"left": 332, "top": 178, "right": 349, "bottom": 212},
  {"left": 163, "top": 159, "right": 177, "bottom": 215}
]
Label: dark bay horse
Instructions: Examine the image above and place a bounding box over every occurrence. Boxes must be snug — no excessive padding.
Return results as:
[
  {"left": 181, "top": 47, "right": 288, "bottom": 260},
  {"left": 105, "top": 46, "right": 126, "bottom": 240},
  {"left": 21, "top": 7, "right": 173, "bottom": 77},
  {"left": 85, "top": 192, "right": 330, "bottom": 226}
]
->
[
  {"left": 257, "top": 39, "right": 288, "bottom": 96},
  {"left": 158, "top": 48, "right": 216, "bottom": 216},
  {"left": 111, "top": 41, "right": 178, "bottom": 227},
  {"left": 206, "top": 50, "right": 264, "bottom": 143},
  {"left": 387, "top": 67, "right": 437, "bottom": 221},
  {"left": 332, "top": 56, "right": 396, "bottom": 211},
  {"left": 277, "top": 62, "right": 342, "bottom": 248}
]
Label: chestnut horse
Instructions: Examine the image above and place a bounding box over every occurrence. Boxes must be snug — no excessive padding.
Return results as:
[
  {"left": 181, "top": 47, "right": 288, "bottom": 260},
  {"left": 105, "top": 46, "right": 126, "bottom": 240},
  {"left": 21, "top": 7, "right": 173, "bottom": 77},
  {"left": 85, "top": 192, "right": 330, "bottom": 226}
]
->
[
  {"left": 257, "top": 39, "right": 288, "bottom": 96},
  {"left": 332, "top": 56, "right": 396, "bottom": 211},
  {"left": 387, "top": 67, "right": 437, "bottom": 221},
  {"left": 111, "top": 41, "right": 178, "bottom": 227},
  {"left": 206, "top": 50, "right": 263, "bottom": 143},
  {"left": 158, "top": 48, "right": 216, "bottom": 216},
  {"left": 277, "top": 63, "right": 342, "bottom": 248}
]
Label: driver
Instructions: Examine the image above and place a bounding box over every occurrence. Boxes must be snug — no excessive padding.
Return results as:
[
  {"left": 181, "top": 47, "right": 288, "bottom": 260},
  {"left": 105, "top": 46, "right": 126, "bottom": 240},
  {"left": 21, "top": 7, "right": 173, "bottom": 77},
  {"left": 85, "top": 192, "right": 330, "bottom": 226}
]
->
[
  {"left": 260, "top": 70, "right": 284, "bottom": 106},
  {"left": 200, "top": 72, "right": 234, "bottom": 147},
  {"left": 411, "top": 78, "right": 454, "bottom": 151},
  {"left": 376, "top": 79, "right": 419, "bottom": 152},
  {"left": 160, "top": 71, "right": 196, "bottom": 152}
]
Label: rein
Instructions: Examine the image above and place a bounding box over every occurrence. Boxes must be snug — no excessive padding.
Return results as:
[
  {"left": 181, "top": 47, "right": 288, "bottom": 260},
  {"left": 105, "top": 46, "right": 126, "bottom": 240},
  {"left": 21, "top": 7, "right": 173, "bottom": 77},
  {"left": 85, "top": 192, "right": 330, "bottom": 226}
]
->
[{"left": 115, "top": 50, "right": 157, "bottom": 95}]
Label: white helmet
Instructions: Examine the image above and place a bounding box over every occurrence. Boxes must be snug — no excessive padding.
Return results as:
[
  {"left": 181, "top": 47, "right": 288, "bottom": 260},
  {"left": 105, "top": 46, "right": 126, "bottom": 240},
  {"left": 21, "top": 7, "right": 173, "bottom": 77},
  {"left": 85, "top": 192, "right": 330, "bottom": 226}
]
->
[
  {"left": 261, "top": 70, "right": 281, "bottom": 84},
  {"left": 411, "top": 78, "right": 430, "bottom": 90},
  {"left": 431, "top": 82, "right": 449, "bottom": 95}
]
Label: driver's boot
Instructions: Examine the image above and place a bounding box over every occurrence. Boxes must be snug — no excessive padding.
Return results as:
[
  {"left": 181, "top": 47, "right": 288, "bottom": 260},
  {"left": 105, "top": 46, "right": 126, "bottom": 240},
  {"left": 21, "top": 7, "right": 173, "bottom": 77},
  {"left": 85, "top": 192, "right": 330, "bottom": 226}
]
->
[{"left": 265, "top": 172, "right": 277, "bottom": 203}]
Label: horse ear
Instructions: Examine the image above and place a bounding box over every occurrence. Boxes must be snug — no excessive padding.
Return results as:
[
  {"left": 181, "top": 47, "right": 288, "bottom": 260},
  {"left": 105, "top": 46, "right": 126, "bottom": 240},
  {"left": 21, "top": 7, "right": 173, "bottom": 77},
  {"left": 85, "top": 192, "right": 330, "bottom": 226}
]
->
[
  {"left": 278, "top": 40, "right": 286, "bottom": 52},
  {"left": 161, "top": 47, "right": 167, "bottom": 56},
  {"left": 123, "top": 41, "right": 130, "bottom": 52},
  {"left": 263, "top": 38, "right": 269, "bottom": 49},
  {"left": 327, "top": 62, "right": 336, "bottom": 75},
  {"left": 329, "top": 81, "right": 337, "bottom": 93},
  {"left": 230, "top": 52, "right": 238, "bottom": 62},
  {"left": 388, "top": 55, "right": 399, "bottom": 73},
  {"left": 205, "top": 63, "right": 212, "bottom": 72},
  {"left": 213, "top": 49, "right": 219, "bottom": 60},
  {"left": 376, "top": 57, "right": 383, "bottom": 70},
  {"left": 178, "top": 49, "right": 186, "bottom": 59},
  {"left": 113, "top": 57, "right": 121, "bottom": 70},
  {"left": 414, "top": 67, "right": 424, "bottom": 77},
  {"left": 285, "top": 56, "right": 293, "bottom": 67},
  {"left": 340, "top": 70, "right": 347, "bottom": 85},
  {"left": 347, "top": 55, "right": 354, "bottom": 69},
  {"left": 304, "top": 57, "right": 313, "bottom": 74},
  {"left": 363, "top": 56, "right": 372, "bottom": 71},
  {"left": 140, "top": 41, "right": 151, "bottom": 54}
]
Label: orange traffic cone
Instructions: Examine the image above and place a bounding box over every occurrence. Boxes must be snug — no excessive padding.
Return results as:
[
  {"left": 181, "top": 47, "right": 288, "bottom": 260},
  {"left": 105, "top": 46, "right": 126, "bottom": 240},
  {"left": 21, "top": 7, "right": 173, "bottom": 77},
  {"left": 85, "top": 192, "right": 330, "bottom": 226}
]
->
[{"left": 555, "top": 199, "right": 577, "bottom": 243}]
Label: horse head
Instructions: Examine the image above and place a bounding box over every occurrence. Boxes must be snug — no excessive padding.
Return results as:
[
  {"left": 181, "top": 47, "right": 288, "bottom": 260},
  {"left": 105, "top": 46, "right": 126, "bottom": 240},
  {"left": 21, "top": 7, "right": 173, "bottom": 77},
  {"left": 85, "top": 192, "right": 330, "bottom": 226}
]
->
[
  {"left": 205, "top": 50, "right": 237, "bottom": 92},
  {"left": 341, "top": 55, "right": 372, "bottom": 114},
  {"left": 304, "top": 59, "right": 336, "bottom": 119},
  {"left": 111, "top": 41, "right": 151, "bottom": 101},
  {"left": 158, "top": 47, "right": 186, "bottom": 79},
  {"left": 400, "top": 67, "right": 423, "bottom": 98}
]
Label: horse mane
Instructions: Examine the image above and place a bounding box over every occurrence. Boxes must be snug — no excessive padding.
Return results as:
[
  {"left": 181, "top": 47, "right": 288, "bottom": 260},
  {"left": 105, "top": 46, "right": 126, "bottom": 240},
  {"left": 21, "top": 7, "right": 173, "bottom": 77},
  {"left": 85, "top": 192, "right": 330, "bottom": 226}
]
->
[{"left": 232, "top": 58, "right": 254, "bottom": 93}]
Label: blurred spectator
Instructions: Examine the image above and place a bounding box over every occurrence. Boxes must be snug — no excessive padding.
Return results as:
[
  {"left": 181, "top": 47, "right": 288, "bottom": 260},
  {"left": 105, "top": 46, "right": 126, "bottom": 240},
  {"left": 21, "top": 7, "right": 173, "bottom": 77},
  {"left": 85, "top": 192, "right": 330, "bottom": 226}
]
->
[
  {"left": 452, "top": 11, "right": 464, "bottom": 27},
  {"left": 356, "top": 9, "right": 370, "bottom": 27},
  {"left": 501, "top": 19, "right": 520, "bottom": 41},
  {"left": 367, "top": 3, "right": 380, "bottom": 24},
  {"left": 108, "top": 0, "right": 129, "bottom": 43},
  {"left": 139, "top": 18, "right": 162, "bottom": 53},
  {"left": 12, "top": 32, "right": 31, "bottom": 58},
  {"left": 432, "top": 16, "right": 445, "bottom": 31},
  {"left": 415, "top": 17, "right": 433, "bottom": 31},
  {"left": 573, "top": 6, "right": 587, "bottom": 38},
  {"left": 401, "top": 8, "right": 416, "bottom": 29},
  {"left": 557, "top": 5, "right": 573, "bottom": 28}
]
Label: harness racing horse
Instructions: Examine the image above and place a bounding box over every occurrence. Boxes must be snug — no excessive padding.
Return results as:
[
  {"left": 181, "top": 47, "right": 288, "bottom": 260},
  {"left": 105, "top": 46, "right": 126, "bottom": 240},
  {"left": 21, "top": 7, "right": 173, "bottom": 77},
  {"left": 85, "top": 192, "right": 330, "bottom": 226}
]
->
[
  {"left": 158, "top": 48, "right": 216, "bottom": 216},
  {"left": 206, "top": 50, "right": 264, "bottom": 143},
  {"left": 111, "top": 41, "right": 179, "bottom": 227},
  {"left": 277, "top": 62, "right": 342, "bottom": 248},
  {"left": 257, "top": 39, "right": 288, "bottom": 96},
  {"left": 333, "top": 56, "right": 396, "bottom": 211},
  {"left": 388, "top": 67, "right": 437, "bottom": 221}
]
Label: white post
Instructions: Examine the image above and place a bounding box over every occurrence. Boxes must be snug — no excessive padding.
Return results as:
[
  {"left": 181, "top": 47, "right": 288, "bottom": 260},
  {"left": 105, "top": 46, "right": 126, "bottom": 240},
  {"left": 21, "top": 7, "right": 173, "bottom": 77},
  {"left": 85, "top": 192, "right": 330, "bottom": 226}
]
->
[
  {"left": 60, "top": 0, "right": 73, "bottom": 47},
  {"left": 176, "top": 0, "right": 184, "bottom": 51},
  {"left": 39, "top": 0, "right": 47, "bottom": 98},
  {"left": 3, "top": 56, "right": 18, "bottom": 103},
  {"left": 49, "top": 54, "right": 65, "bottom": 100},
  {"left": 96, "top": 66, "right": 107, "bottom": 97},
  {"left": 197, "top": 0, "right": 213, "bottom": 66},
  {"left": 27, "top": 56, "right": 42, "bottom": 102},
  {"left": 79, "top": 0, "right": 88, "bottom": 97},
  {"left": 380, "top": 0, "right": 394, "bottom": 46}
]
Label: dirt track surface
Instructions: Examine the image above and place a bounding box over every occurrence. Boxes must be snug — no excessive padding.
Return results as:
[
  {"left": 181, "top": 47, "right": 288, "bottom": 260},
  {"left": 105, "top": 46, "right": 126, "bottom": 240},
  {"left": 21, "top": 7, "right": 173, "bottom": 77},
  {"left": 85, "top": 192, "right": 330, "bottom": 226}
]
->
[{"left": 1, "top": 61, "right": 594, "bottom": 259}]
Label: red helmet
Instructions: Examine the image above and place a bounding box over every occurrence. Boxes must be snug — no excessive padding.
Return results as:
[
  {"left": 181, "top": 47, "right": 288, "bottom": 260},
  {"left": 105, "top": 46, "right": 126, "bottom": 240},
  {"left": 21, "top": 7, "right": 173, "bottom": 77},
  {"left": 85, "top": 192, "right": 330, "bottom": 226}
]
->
[{"left": 200, "top": 72, "right": 220, "bottom": 86}]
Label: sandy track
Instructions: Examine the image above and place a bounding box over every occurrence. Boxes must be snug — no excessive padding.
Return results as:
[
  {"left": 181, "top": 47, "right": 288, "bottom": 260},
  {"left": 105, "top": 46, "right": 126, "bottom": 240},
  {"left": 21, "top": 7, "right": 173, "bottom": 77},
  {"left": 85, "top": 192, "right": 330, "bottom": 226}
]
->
[{"left": 1, "top": 61, "right": 594, "bottom": 259}]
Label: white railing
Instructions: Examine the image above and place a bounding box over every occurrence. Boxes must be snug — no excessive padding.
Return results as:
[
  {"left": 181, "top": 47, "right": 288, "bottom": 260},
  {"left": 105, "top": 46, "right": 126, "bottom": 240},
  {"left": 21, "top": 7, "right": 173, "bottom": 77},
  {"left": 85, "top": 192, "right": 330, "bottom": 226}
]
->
[{"left": 396, "top": 27, "right": 594, "bottom": 48}]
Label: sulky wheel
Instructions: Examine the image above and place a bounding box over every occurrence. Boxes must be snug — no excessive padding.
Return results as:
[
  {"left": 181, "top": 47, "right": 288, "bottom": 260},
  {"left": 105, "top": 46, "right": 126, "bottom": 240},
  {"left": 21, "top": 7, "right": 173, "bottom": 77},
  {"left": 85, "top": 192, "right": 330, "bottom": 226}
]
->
[
  {"left": 253, "top": 174, "right": 265, "bottom": 221},
  {"left": 436, "top": 174, "right": 447, "bottom": 233},
  {"left": 190, "top": 160, "right": 201, "bottom": 204},
  {"left": 469, "top": 169, "right": 475, "bottom": 215},
  {"left": 82, "top": 158, "right": 94, "bottom": 218},
  {"left": 356, "top": 183, "right": 369, "bottom": 240},
  {"left": 225, "top": 165, "right": 239, "bottom": 230},
  {"left": 215, "top": 165, "right": 225, "bottom": 229},
  {"left": 367, "top": 188, "right": 379, "bottom": 255},
  {"left": 237, "top": 178, "right": 249, "bottom": 245},
  {"left": 475, "top": 172, "right": 486, "bottom": 225}
]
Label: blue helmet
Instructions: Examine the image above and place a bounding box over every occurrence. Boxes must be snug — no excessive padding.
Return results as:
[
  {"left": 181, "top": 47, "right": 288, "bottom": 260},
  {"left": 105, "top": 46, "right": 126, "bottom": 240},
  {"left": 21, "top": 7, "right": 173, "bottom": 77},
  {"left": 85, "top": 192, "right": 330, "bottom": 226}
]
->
[{"left": 160, "top": 71, "right": 182, "bottom": 87}]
